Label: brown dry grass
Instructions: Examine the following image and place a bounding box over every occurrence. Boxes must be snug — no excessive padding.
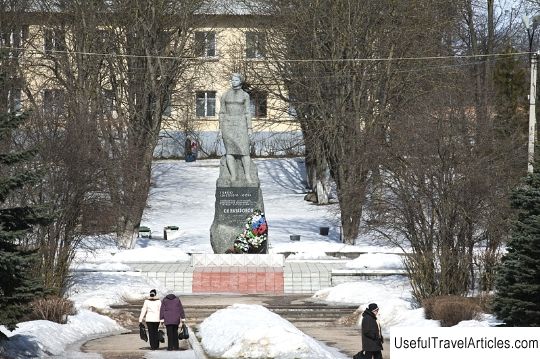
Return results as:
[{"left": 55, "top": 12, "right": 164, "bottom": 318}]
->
[
  {"left": 29, "top": 296, "right": 77, "bottom": 324},
  {"left": 423, "top": 295, "right": 482, "bottom": 327}
]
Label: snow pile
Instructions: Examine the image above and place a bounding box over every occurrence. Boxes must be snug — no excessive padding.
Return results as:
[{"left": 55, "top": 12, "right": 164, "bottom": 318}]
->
[
  {"left": 0, "top": 310, "right": 123, "bottom": 358},
  {"left": 286, "top": 250, "right": 335, "bottom": 260},
  {"left": 199, "top": 304, "right": 343, "bottom": 359},
  {"left": 311, "top": 277, "right": 442, "bottom": 334},
  {"left": 345, "top": 252, "right": 405, "bottom": 269},
  {"left": 73, "top": 246, "right": 191, "bottom": 266},
  {"left": 68, "top": 271, "right": 169, "bottom": 310}
]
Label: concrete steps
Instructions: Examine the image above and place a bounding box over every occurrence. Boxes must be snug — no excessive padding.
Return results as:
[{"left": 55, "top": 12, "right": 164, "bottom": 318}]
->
[{"left": 112, "top": 302, "right": 357, "bottom": 327}]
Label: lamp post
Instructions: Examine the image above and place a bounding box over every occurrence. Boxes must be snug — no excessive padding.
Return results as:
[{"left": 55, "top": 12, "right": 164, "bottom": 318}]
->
[{"left": 523, "top": 15, "right": 540, "bottom": 173}]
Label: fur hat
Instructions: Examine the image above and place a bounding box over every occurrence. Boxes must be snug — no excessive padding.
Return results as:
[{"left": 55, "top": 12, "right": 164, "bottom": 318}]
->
[
  {"left": 149, "top": 289, "right": 157, "bottom": 297},
  {"left": 368, "top": 303, "right": 379, "bottom": 311}
]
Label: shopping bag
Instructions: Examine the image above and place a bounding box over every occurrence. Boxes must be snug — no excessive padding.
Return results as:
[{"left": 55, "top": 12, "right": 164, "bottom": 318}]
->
[
  {"left": 158, "top": 329, "right": 165, "bottom": 343},
  {"left": 178, "top": 322, "right": 189, "bottom": 340},
  {"left": 139, "top": 323, "right": 148, "bottom": 342}
]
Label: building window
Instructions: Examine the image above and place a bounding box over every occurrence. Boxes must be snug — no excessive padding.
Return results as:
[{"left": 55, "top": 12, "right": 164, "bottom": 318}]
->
[
  {"left": 196, "top": 91, "right": 216, "bottom": 117},
  {"left": 194, "top": 31, "right": 216, "bottom": 57},
  {"left": 163, "top": 93, "right": 172, "bottom": 117},
  {"left": 102, "top": 89, "right": 115, "bottom": 114},
  {"left": 96, "top": 29, "right": 115, "bottom": 53},
  {"left": 44, "top": 29, "right": 66, "bottom": 53},
  {"left": 0, "top": 26, "right": 27, "bottom": 58},
  {"left": 1, "top": 30, "right": 19, "bottom": 48},
  {"left": 249, "top": 91, "right": 267, "bottom": 118},
  {"left": 8, "top": 88, "right": 22, "bottom": 113},
  {"left": 43, "top": 89, "right": 65, "bottom": 116},
  {"left": 246, "top": 32, "right": 266, "bottom": 59}
]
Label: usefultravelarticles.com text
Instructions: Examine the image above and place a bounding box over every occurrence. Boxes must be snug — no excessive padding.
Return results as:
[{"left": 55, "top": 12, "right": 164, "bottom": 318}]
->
[{"left": 390, "top": 327, "right": 540, "bottom": 359}]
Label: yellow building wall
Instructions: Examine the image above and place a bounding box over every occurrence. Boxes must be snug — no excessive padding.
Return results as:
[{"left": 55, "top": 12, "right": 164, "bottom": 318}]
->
[{"left": 15, "top": 15, "right": 300, "bottom": 134}]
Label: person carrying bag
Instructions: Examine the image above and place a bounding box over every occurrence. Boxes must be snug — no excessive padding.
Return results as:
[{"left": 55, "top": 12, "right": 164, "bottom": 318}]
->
[
  {"left": 359, "top": 303, "right": 384, "bottom": 359},
  {"left": 139, "top": 289, "right": 162, "bottom": 350},
  {"left": 179, "top": 321, "right": 189, "bottom": 340},
  {"left": 139, "top": 322, "right": 148, "bottom": 342},
  {"left": 160, "top": 293, "right": 186, "bottom": 351}
]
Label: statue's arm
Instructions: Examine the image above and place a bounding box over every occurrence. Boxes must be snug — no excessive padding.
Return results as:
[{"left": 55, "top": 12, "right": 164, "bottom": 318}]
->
[
  {"left": 219, "top": 93, "right": 227, "bottom": 123},
  {"left": 244, "top": 92, "right": 252, "bottom": 134},
  {"left": 218, "top": 92, "right": 226, "bottom": 137}
]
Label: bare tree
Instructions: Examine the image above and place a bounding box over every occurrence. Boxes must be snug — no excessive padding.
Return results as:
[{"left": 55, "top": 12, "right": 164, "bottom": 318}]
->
[
  {"left": 243, "top": 0, "right": 524, "bottom": 299},
  {"left": 247, "top": 0, "right": 459, "bottom": 244},
  {"left": 3, "top": 0, "right": 107, "bottom": 291},
  {"left": 367, "top": 1, "right": 526, "bottom": 301},
  {"left": 29, "top": 0, "right": 207, "bottom": 248}
]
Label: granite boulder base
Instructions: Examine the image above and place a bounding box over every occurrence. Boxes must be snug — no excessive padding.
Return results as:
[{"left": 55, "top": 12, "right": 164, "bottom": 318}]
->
[{"left": 210, "top": 156, "right": 266, "bottom": 253}]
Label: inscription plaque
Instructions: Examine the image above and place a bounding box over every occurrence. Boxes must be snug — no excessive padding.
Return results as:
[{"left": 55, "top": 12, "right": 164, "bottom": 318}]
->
[{"left": 216, "top": 187, "right": 258, "bottom": 221}]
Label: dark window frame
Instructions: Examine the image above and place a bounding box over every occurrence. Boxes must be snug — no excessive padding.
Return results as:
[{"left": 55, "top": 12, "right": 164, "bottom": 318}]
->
[
  {"left": 195, "top": 91, "right": 216, "bottom": 117},
  {"left": 43, "top": 89, "right": 65, "bottom": 116},
  {"left": 44, "top": 28, "right": 66, "bottom": 53},
  {"left": 163, "top": 93, "right": 172, "bottom": 117},
  {"left": 246, "top": 32, "right": 266, "bottom": 59},
  {"left": 194, "top": 31, "right": 216, "bottom": 58},
  {"left": 8, "top": 88, "right": 22, "bottom": 113},
  {"left": 249, "top": 91, "right": 267, "bottom": 118}
]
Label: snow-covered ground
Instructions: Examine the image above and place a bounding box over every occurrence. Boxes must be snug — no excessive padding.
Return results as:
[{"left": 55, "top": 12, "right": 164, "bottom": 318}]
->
[{"left": 0, "top": 158, "right": 499, "bottom": 358}]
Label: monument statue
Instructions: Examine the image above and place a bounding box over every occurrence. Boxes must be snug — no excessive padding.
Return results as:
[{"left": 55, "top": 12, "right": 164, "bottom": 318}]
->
[
  {"left": 210, "top": 73, "right": 266, "bottom": 253},
  {"left": 218, "top": 73, "right": 252, "bottom": 182}
]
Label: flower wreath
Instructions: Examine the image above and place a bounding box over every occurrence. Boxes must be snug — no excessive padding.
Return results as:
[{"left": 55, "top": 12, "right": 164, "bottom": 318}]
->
[{"left": 232, "top": 209, "right": 268, "bottom": 253}]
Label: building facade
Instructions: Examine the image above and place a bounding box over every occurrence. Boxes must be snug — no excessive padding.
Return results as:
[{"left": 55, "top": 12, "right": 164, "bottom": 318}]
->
[{"left": 1, "top": 3, "right": 300, "bottom": 157}]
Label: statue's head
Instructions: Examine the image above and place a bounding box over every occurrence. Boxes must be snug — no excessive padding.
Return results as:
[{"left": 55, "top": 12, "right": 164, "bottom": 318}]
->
[{"left": 230, "top": 73, "right": 243, "bottom": 89}]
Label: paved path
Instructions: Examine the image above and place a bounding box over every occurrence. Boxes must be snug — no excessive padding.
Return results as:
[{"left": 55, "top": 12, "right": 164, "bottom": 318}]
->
[
  {"left": 82, "top": 294, "right": 390, "bottom": 359},
  {"left": 82, "top": 334, "right": 195, "bottom": 359}
]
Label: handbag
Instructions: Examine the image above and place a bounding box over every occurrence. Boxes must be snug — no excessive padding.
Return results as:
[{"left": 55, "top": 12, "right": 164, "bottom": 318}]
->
[
  {"left": 353, "top": 351, "right": 369, "bottom": 359},
  {"left": 158, "top": 329, "right": 165, "bottom": 343},
  {"left": 178, "top": 322, "right": 189, "bottom": 340},
  {"left": 139, "top": 323, "right": 148, "bottom": 342}
]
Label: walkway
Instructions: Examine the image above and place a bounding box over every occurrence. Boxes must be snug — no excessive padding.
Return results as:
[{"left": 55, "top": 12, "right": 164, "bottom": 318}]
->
[
  {"left": 84, "top": 294, "right": 390, "bottom": 359},
  {"left": 81, "top": 334, "right": 196, "bottom": 359}
]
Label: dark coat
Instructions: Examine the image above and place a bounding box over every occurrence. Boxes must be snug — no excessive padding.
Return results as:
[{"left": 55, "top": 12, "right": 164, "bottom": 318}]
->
[
  {"left": 160, "top": 294, "right": 185, "bottom": 325},
  {"left": 361, "top": 309, "right": 383, "bottom": 352}
]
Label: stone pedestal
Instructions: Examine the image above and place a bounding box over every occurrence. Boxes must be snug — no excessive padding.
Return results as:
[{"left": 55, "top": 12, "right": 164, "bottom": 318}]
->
[{"left": 210, "top": 156, "right": 266, "bottom": 253}]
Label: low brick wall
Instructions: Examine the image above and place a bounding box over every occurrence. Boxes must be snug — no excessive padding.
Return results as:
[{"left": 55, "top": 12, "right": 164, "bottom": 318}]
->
[{"left": 192, "top": 266, "right": 284, "bottom": 294}]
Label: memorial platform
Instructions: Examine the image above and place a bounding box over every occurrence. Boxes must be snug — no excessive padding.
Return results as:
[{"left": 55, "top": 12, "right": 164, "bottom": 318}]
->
[{"left": 127, "top": 257, "right": 350, "bottom": 294}]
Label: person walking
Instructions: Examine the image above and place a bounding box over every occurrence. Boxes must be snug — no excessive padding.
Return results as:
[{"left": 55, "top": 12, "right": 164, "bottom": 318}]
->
[
  {"left": 160, "top": 293, "right": 186, "bottom": 351},
  {"left": 139, "top": 289, "right": 162, "bottom": 350},
  {"left": 361, "top": 303, "right": 383, "bottom": 359}
]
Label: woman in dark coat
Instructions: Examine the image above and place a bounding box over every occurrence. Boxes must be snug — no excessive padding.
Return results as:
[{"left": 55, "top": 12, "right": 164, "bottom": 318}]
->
[
  {"left": 361, "top": 303, "right": 383, "bottom": 359},
  {"left": 160, "top": 293, "right": 186, "bottom": 351}
]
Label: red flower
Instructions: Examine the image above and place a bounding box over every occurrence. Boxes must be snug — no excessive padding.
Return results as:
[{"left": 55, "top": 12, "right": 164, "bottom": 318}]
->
[{"left": 253, "top": 223, "right": 267, "bottom": 235}]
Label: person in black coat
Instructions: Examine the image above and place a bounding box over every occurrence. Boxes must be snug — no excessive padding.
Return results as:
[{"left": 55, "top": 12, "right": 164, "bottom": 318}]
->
[{"left": 361, "top": 303, "right": 383, "bottom": 359}]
